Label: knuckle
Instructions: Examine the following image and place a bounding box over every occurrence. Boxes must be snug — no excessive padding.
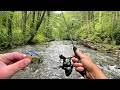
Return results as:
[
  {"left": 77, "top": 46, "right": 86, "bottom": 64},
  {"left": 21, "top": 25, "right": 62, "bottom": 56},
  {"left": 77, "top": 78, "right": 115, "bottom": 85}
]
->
[{"left": 12, "top": 52, "right": 21, "bottom": 56}]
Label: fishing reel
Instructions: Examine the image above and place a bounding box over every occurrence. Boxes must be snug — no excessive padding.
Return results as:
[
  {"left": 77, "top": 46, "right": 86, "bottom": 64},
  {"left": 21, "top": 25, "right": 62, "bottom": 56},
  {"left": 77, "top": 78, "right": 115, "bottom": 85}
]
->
[{"left": 59, "top": 54, "right": 73, "bottom": 77}]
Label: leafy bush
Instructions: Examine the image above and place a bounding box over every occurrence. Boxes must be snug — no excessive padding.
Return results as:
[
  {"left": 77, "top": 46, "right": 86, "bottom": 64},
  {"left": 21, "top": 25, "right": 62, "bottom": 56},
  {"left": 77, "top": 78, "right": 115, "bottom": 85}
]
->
[{"left": 33, "top": 34, "right": 45, "bottom": 43}]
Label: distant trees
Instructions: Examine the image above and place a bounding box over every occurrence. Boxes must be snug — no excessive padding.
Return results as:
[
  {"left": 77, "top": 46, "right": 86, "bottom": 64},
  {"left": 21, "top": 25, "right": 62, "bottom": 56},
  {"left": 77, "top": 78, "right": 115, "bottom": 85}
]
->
[
  {"left": 27, "top": 11, "right": 46, "bottom": 44},
  {"left": 0, "top": 11, "right": 120, "bottom": 50},
  {"left": 61, "top": 11, "right": 120, "bottom": 45}
]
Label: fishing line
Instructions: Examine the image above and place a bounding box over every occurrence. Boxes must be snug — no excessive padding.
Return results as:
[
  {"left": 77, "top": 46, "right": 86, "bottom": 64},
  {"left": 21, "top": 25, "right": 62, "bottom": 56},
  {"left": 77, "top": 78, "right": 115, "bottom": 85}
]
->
[
  {"left": 61, "top": 11, "right": 74, "bottom": 48},
  {"left": 61, "top": 11, "right": 87, "bottom": 79}
]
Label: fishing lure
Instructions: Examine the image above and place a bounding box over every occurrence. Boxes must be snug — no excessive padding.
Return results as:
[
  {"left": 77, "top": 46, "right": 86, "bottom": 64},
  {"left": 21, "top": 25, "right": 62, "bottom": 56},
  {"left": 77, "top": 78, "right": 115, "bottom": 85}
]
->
[
  {"left": 25, "top": 51, "right": 40, "bottom": 59},
  {"left": 25, "top": 51, "right": 41, "bottom": 64}
]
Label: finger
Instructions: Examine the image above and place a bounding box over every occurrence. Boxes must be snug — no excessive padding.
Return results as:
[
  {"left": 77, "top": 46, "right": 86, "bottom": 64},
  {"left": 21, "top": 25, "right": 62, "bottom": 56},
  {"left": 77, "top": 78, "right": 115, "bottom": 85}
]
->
[
  {"left": 0, "top": 52, "right": 27, "bottom": 64},
  {"left": 4, "top": 52, "right": 26, "bottom": 60},
  {"left": 73, "top": 63, "right": 83, "bottom": 67},
  {"left": 72, "top": 53, "right": 75, "bottom": 57},
  {"left": 21, "top": 67, "right": 26, "bottom": 70},
  {"left": 3, "top": 58, "right": 31, "bottom": 78},
  {"left": 76, "top": 50, "right": 85, "bottom": 59},
  {"left": 75, "top": 67, "right": 84, "bottom": 72},
  {"left": 71, "top": 57, "right": 78, "bottom": 63}
]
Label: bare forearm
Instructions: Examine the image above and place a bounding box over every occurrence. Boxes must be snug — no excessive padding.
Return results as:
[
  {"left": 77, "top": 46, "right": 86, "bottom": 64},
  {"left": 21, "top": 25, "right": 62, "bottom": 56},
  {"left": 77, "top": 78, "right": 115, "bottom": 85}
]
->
[{"left": 90, "top": 65, "right": 108, "bottom": 79}]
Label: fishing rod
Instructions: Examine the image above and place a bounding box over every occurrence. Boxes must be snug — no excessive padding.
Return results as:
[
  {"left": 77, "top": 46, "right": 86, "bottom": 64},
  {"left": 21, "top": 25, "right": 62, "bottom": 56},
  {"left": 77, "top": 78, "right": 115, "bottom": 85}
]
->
[{"left": 60, "top": 11, "right": 87, "bottom": 78}]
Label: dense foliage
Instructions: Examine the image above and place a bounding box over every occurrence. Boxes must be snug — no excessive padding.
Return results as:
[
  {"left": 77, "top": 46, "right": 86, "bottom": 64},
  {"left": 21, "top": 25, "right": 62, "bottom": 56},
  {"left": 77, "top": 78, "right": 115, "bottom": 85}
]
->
[{"left": 0, "top": 11, "right": 120, "bottom": 50}]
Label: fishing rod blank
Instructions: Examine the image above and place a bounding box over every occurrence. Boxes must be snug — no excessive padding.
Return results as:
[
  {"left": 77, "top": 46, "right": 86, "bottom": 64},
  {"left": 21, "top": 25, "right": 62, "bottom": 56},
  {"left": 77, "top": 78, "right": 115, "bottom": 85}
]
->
[{"left": 61, "top": 11, "right": 87, "bottom": 78}]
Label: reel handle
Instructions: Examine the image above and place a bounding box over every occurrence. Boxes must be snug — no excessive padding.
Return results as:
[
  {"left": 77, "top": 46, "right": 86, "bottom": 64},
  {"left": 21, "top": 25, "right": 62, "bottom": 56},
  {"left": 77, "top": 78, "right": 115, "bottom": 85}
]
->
[
  {"left": 73, "top": 46, "right": 87, "bottom": 78},
  {"left": 59, "top": 54, "right": 66, "bottom": 59}
]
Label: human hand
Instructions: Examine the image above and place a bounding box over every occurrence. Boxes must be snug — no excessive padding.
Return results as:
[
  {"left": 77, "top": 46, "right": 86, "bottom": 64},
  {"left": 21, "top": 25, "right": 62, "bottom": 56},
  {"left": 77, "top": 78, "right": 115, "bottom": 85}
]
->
[
  {"left": 0, "top": 52, "right": 32, "bottom": 79},
  {"left": 72, "top": 50, "right": 108, "bottom": 79}
]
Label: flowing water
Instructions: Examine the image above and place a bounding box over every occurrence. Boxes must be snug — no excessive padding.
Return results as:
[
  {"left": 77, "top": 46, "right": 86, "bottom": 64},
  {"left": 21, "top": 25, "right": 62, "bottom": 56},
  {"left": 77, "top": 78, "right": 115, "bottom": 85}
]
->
[{"left": 0, "top": 41, "right": 120, "bottom": 79}]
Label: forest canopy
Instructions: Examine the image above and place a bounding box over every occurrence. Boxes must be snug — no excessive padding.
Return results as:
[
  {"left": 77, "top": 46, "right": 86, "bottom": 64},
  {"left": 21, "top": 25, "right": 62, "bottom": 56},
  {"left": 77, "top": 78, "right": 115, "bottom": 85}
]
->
[{"left": 0, "top": 11, "right": 120, "bottom": 50}]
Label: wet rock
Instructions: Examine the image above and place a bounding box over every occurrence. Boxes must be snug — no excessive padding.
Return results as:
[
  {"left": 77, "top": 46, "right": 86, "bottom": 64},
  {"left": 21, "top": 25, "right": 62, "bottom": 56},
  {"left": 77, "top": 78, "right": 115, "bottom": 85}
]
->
[
  {"left": 107, "top": 51, "right": 111, "bottom": 53},
  {"left": 116, "top": 66, "right": 120, "bottom": 69},
  {"left": 107, "top": 65, "right": 117, "bottom": 70},
  {"left": 97, "top": 65, "right": 103, "bottom": 69},
  {"left": 34, "top": 69, "right": 39, "bottom": 74},
  {"left": 99, "top": 63, "right": 104, "bottom": 67},
  {"left": 102, "top": 66, "right": 108, "bottom": 70},
  {"left": 79, "top": 77, "right": 85, "bottom": 79},
  {"left": 26, "top": 67, "right": 32, "bottom": 71}
]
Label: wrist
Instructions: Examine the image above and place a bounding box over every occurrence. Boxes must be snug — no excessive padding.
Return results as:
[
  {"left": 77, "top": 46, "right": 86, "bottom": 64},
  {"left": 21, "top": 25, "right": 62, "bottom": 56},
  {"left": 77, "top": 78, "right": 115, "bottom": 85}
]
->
[{"left": 89, "top": 65, "right": 108, "bottom": 79}]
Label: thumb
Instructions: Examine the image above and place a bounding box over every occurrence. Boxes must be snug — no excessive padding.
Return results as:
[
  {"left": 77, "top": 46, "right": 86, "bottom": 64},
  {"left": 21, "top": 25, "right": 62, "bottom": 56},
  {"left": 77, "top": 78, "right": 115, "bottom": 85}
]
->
[
  {"left": 76, "top": 50, "right": 85, "bottom": 59},
  {"left": 2, "top": 58, "right": 31, "bottom": 78}
]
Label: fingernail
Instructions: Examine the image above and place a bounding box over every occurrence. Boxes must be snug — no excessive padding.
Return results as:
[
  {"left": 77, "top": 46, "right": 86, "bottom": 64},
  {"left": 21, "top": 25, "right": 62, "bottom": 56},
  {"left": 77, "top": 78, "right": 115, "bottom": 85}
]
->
[
  {"left": 25, "top": 58, "right": 31, "bottom": 65},
  {"left": 22, "top": 54, "right": 27, "bottom": 58},
  {"left": 76, "top": 58, "right": 78, "bottom": 61},
  {"left": 81, "top": 68, "right": 84, "bottom": 71},
  {"left": 23, "top": 54, "right": 27, "bottom": 57}
]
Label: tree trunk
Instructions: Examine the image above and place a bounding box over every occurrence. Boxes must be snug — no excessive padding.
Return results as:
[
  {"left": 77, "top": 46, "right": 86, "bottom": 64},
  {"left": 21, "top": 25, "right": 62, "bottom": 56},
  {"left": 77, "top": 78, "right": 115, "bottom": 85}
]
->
[
  {"left": 87, "top": 11, "right": 90, "bottom": 37},
  {"left": 30, "top": 11, "right": 35, "bottom": 36},
  {"left": 16, "top": 11, "right": 18, "bottom": 28},
  {"left": 111, "top": 12, "right": 116, "bottom": 42},
  {"left": 90, "top": 11, "right": 94, "bottom": 22},
  {"left": 30, "top": 11, "right": 35, "bottom": 28},
  {"left": 37, "top": 11, "right": 42, "bottom": 20},
  {"left": 22, "top": 11, "right": 27, "bottom": 44},
  {"left": 8, "top": 11, "right": 14, "bottom": 47},
  {"left": 99, "top": 11, "right": 102, "bottom": 23},
  {"left": 80, "top": 11, "right": 82, "bottom": 28},
  {"left": 46, "top": 11, "right": 51, "bottom": 38},
  {"left": 27, "top": 11, "right": 46, "bottom": 44}
]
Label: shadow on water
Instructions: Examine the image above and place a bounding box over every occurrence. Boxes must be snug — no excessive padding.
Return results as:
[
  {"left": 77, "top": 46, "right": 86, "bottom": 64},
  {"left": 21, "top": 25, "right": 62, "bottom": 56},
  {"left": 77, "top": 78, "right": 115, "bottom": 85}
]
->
[{"left": 0, "top": 41, "right": 120, "bottom": 79}]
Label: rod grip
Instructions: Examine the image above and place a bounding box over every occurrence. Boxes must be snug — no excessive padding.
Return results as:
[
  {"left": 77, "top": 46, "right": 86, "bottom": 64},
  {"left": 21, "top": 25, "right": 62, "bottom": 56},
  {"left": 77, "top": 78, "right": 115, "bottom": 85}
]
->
[{"left": 73, "top": 46, "right": 86, "bottom": 78}]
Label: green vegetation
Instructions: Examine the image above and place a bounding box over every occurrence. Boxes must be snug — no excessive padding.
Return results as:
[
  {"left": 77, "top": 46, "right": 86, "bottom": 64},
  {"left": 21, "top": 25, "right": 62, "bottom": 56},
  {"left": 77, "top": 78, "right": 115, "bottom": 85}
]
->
[{"left": 0, "top": 11, "right": 120, "bottom": 50}]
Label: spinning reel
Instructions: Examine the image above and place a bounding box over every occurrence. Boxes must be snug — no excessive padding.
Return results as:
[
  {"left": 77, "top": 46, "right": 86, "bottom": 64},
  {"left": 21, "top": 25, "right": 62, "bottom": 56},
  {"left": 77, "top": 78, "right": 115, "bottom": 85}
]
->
[
  {"left": 59, "top": 12, "right": 87, "bottom": 78},
  {"left": 59, "top": 54, "right": 73, "bottom": 77}
]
